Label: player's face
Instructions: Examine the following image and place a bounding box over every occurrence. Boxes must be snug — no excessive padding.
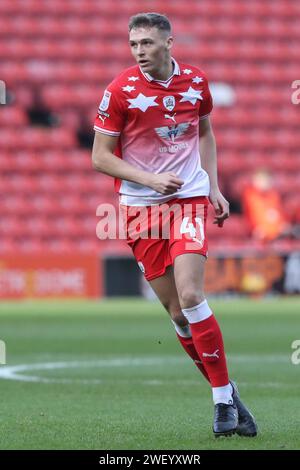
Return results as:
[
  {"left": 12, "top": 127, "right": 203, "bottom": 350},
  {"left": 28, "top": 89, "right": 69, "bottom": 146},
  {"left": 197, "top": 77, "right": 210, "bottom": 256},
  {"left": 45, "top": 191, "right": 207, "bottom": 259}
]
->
[{"left": 129, "top": 27, "right": 173, "bottom": 74}]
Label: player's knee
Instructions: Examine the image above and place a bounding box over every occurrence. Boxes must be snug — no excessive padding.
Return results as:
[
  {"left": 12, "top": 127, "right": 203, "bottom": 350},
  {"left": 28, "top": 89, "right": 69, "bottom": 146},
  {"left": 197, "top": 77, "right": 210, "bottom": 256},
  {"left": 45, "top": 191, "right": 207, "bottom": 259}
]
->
[
  {"left": 161, "top": 299, "right": 188, "bottom": 327},
  {"left": 171, "top": 312, "right": 188, "bottom": 328},
  {"left": 178, "top": 289, "right": 205, "bottom": 309},
  {"left": 162, "top": 298, "right": 179, "bottom": 314}
]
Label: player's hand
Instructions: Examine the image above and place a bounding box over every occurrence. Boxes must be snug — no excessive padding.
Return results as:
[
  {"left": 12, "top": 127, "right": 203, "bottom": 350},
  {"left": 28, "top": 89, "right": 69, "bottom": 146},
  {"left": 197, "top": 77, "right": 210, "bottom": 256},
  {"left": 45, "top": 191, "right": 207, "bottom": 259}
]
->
[
  {"left": 149, "top": 172, "right": 184, "bottom": 195},
  {"left": 209, "top": 189, "right": 230, "bottom": 227}
]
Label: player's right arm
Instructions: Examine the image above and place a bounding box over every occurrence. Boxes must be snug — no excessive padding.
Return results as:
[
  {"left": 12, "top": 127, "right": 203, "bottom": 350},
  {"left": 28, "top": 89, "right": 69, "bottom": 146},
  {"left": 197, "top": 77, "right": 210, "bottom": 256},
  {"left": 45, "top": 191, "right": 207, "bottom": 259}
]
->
[{"left": 92, "top": 131, "right": 183, "bottom": 195}]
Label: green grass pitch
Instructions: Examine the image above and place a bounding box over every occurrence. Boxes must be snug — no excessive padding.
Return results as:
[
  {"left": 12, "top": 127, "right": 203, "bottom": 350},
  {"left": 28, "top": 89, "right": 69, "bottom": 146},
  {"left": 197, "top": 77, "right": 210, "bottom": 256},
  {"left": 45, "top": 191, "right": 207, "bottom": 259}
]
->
[{"left": 0, "top": 298, "right": 299, "bottom": 450}]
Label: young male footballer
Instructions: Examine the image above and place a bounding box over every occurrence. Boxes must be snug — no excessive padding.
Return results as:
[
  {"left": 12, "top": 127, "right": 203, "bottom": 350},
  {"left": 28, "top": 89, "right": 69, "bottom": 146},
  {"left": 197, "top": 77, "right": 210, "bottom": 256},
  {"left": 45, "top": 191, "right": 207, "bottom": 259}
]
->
[{"left": 92, "top": 12, "right": 257, "bottom": 438}]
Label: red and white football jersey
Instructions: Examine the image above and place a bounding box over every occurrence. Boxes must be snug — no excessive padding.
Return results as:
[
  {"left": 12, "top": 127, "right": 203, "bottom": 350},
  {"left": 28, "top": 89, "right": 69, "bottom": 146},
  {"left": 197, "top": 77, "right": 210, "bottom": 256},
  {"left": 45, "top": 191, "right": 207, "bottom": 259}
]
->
[{"left": 94, "top": 58, "right": 213, "bottom": 206}]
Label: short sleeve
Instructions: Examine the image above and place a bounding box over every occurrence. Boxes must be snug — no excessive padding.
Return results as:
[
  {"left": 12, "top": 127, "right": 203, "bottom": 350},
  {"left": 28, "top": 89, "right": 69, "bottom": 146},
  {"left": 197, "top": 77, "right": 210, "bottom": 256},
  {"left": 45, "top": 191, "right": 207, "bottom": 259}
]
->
[
  {"left": 198, "top": 74, "right": 213, "bottom": 120},
  {"left": 94, "top": 84, "right": 126, "bottom": 136}
]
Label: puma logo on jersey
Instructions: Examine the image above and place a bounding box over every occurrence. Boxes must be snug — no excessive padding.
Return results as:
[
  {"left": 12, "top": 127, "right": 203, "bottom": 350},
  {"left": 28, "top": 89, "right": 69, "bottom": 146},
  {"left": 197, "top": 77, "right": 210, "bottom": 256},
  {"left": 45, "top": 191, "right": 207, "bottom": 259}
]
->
[
  {"left": 98, "top": 115, "right": 107, "bottom": 125},
  {"left": 202, "top": 349, "right": 219, "bottom": 359},
  {"left": 164, "top": 113, "right": 177, "bottom": 123}
]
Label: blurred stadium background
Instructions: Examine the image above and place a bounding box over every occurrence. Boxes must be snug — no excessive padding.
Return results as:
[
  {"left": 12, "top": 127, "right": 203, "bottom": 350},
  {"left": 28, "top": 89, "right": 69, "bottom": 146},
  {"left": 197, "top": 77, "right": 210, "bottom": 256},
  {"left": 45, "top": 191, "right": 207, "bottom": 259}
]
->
[
  {"left": 0, "top": 0, "right": 300, "bottom": 450},
  {"left": 0, "top": 0, "right": 299, "bottom": 299}
]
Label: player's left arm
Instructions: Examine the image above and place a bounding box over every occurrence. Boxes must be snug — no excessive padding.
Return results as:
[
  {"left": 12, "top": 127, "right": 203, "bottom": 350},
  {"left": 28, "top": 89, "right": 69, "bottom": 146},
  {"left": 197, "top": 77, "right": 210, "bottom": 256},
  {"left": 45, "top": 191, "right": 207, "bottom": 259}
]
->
[{"left": 199, "top": 116, "right": 229, "bottom": 227}]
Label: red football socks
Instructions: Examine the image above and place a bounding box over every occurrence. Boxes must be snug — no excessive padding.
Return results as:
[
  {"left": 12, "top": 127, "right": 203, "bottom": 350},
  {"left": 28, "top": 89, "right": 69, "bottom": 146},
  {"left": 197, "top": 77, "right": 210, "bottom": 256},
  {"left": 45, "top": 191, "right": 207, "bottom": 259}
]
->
[
  {"left": 176, "top": 332, "right": 210, "bottom": 382},
  {"left": 182, "top": 300, "right": 229, "bottom": 387}
]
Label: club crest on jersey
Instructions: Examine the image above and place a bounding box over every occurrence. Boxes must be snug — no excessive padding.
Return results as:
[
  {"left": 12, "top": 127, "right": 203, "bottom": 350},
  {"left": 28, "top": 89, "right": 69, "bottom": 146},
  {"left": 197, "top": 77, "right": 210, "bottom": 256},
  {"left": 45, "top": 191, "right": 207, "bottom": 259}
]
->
[
  {"left": 163, "top": 95, "right": 175, "bottom": 112},
  {"left": 99, "top": 90, "right": 111, "bottom": 112}
]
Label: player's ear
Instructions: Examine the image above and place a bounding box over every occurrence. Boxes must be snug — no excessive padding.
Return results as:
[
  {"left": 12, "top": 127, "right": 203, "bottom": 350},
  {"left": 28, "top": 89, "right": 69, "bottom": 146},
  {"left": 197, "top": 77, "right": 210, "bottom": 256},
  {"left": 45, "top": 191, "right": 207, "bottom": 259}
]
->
[{"left": 166, "top": 36, "right": 173, "bottom": 50}]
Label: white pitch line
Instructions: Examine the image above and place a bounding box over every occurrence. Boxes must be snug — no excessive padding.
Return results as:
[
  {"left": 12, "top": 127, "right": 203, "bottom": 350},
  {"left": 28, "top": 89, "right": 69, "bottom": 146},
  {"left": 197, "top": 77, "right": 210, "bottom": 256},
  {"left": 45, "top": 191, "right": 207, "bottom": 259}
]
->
[
  {"left": 0, "top": 354, "right": 293, "bottom": 385},
  {"left": 0, "top": 356, "right": 186, "bottom": 384}
]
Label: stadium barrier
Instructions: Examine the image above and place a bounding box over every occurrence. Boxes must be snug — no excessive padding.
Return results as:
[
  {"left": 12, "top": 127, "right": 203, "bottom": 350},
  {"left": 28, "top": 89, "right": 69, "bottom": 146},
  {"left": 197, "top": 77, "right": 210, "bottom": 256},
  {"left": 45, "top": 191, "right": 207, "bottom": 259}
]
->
[
  {"left": 0, "top": 252, "right": 299, "bottom": 299},
  {"left": 105, "top": 252, "right": 300, "bottom": 297},
  {"left": 0, "top": 254, "right": 101, "bottom": 299}
]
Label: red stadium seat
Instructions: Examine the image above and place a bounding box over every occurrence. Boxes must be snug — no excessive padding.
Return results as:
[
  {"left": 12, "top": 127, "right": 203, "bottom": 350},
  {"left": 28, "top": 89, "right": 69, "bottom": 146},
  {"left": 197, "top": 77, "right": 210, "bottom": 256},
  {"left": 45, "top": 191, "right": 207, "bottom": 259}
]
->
[
  {"left": 30, "top": 195, "right": 60, "bottom": 216},
  {"left": 17, "top": 238, "right": 46, "bottom": 253},
  {"left": 56, "top": 195, "right": 87, "bottom": 216},
  {"left": 0, "top": 238, "right": 19, "bottom": 254},
  {"left": 1, "top": 196, "right": 31, "bottom": 216},
  {"left": 76, "top": 238, "right": 103, "bottom": 253},
  {"left": 0, "top": 0, "right": 298, "bottom": 253},
  {"left": 23, "top": 217, "right": 51, "bottom": 237},
  {"left": 0, "top": 216, "right": 23, "bottom": 238},
  {"left": 6, "top": 175, "right": 39, "bottom": 194},
  {"left": 46, "top": 238, "right": 75, "bottom": 253},
  {"left": 35, "top": 175, "right": 65, "bottom": 194},
  {"left": 13, "top": 152, "right": 42, "bottom": 173},
  {"left": 0, "top": 106, "right": 28, "bottom": 127},
  {"left": 50, "top": 217, "right": 83, "bottom": 238}
]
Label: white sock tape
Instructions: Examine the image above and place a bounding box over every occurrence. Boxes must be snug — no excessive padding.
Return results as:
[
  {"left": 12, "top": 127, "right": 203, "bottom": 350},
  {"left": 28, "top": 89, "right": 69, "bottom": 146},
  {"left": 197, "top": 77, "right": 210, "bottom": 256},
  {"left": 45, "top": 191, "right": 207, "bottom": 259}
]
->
[
  {"left": 182, "top": 299, "right": 212, "bottom": 324},
  {"left": 171, "top": 320, "right": 192, "bottom": 338}
]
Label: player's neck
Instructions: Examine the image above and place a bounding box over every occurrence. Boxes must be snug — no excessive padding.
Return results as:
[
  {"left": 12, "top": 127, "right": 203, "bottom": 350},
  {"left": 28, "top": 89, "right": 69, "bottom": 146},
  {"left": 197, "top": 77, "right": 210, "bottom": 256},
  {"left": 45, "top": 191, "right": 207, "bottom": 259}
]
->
[{"left": 150, "top": 58, "right": 174, "bottom": 81}]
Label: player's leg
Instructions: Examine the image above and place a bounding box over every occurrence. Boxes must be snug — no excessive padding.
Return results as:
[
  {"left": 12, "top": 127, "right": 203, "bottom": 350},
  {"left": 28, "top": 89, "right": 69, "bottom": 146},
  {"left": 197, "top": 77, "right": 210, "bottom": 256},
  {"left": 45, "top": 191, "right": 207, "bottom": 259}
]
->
[
  {"left": 173, "top": 252, "right": 257, "bottom": 437},
  {"left": 120, "top": 198, "right": 209, "bottom": 383},
  {"left": 169, "top": 197, "right": 230, "bottom": 393},
  {"left": 122, "top": 200, "right": 256, "bottom": 436},
  {"left": 148, "top": 265, "right": 209, "bottom": 382},
  {"left": 173, "top": 252, "right": 238, "bottom": 436},
  {"left": 174, "top": 253, "right": 231, "bottom": 391}
]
